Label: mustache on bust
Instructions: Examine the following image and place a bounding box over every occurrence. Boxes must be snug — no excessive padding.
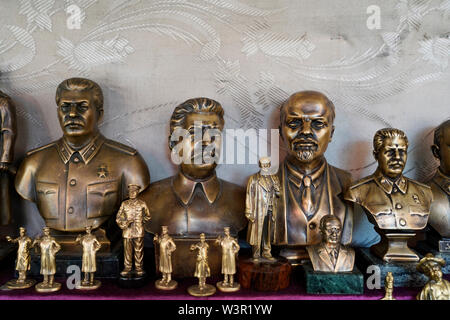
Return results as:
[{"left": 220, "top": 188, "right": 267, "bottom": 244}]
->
[
  {"left": 292, "top": 137, "right": 319, "bottom": 151},
  {"left": 387, "top": 160, "right": 404, "bottom": 168},
  {"left": 63, "top": 117, "right": 85, "bottom": 127}
]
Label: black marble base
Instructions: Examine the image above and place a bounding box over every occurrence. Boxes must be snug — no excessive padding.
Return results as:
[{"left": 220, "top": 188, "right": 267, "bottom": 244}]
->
[
  {"left": 356, "top": 248, "right": 427, "bottom": 287},
  {"left": 302, "top": 263, "right": 364, "bottom": 295},
  {"left": 415, "top": 241, "right": 450, "bottom": 274},
  {"left": 117, "top": 273, "right": 148, "bottom": 289}
]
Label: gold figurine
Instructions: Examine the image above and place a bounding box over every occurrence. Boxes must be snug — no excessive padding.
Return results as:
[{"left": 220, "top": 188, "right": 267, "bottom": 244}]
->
[
  {"left": 306, "top": 215, "right": 355, "bottom": 272},
  {"left": 246, "top": 157, "right": 280, "bottom": 261},
  {"left": 33, "top": 227, "right": 61, "bottom": 293},
  {"left": 345, "top": 128, "right": 433, "bottom": 262},
  {"left": 75, "top": 226, "right": 102, "bottom": 290},
  {"left": 116, "top": 184, "right": 151, "bottom": 278},
  {"left": 154, "top": 226, "right": 177, "bottom": 290},
  {"left": 188, "top": 233, "right": 216, "bottom": 297},
  {"left": 381, "top": 272, "right": 395, "bottom": 300},
  {"left": 417, "top": 253, "right": 450, "bottom": 300},
  {"left": 4, "top": 227, "right": 35, "bottom": 289},
  {"left": 215, "top": 227, "right": 240, "bottom": 292}
]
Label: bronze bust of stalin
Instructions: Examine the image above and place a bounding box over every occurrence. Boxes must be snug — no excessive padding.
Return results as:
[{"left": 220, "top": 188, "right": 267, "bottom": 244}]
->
[
  {"left": 345, "top": 128, "right": 432, "bottom": 262},
  {"left": 275, "top": 91, "right": 353, "bottom": 261},
  {"left": 15, "top": 78, "right": 150, "bottom": 243}
]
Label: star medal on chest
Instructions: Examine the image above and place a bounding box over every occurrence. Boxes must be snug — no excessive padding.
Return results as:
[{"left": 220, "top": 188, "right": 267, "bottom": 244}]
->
[{"left": 97, "top": 164, "right": 108, "bottom": 178}]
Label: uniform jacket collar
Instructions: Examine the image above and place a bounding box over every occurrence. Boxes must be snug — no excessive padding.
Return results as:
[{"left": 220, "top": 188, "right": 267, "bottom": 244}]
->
[
  {"left": 173, "top": 171, "right": 220, "bottom": 205},
  {"left": 56, "top": 134, "right": 105, "bottom": 164},
  {"left": 374, "top": 169, "right": 407, "bottom": 195}
]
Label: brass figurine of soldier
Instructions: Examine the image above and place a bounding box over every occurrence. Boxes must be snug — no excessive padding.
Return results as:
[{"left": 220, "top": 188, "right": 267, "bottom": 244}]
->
[
  {"left": 417, "top": 253, "right": 450, "bottom": 300},
  {"left": 75, "top": 226, "right": 101, "bottom": 290},
  {"left": 188, "top": 233, "right": 216, "bottom": 296},
  {"left": 215, "top": 227, "right": 240, "bottom": 292},
  {"left": 4, "top": 227, "right": 35, "bottom": 289},
  {"left": 306, "top": 215, "right": 355, "bottom": 272},
  {"left": 154, "top": 226, "right": 177, "bottom": 290},
  {"left": 276, "top": 91, "right": 353, "bottom": 262},
  {"left": 33, "top": 227, "right": 61, "bottom": 292},
  {"left": 116, "top": 184, "right": 151, "bottom": 277},
  {"left": 381, "top": 272, "right": 395, "bottom": 300},
  {"left": 345, "top": 128, "right": 433, "bottom": 262},
  {"left": 246, "top": 157, "right": 280, "bottom": 261}
]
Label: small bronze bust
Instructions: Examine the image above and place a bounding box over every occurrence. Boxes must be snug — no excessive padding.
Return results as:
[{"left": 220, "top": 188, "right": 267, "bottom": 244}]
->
[
  {"left": 417, "top": 253, "right": 450, "bottom": 300},
  {"left": 306, "top": 215, "right": 355, "bottom": 272}
]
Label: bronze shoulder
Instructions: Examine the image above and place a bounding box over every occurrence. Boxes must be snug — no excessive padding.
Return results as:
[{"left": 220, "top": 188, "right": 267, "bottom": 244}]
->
[
  {"left": 349, "top": 175, "right": 376, "bottom": 190},
  {"left": 103, "top": 139, "right": 137, "bottom": 155},
  {"left": 408, "top": 178, "right": 432, "bottom": 191},
  {"left": 26, "top": 141, "right": 58, "bottom": 156}
]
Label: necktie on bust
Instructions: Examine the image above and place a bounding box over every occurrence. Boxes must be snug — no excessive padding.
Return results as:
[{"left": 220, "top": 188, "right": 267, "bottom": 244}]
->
[
  {"left": 301, "top": 175, "right": 314, "bottom": 216},
  {"left": 330, "top": 249, "right": 338, "bottom": 266}
]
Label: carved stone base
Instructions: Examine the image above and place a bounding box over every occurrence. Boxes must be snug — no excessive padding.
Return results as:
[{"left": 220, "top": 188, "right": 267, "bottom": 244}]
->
[
  {"left": 4, "top": 278, "right": 36, "bottom": 290},
  {"left": 187, "top": 284, "right": 216, "bottom": 297},
  {"left": 216, "top": 280, "right": 240, "bottom": 292},
  {"left": 75, "top": 280, "right": 101, "bottom": 290},
  {"left": 155, "top": 279, "right": 178, "bottom": 290},
  {"left": 35, "top": 281, "right": 61, "bottom": 293},
  {"left": 238, "top": 256, "right": 292, "bottom": 291},
  {"left": 371, "top": 231, "right": 419, "bottom": 262},
  {"left": 303, "top": 263, "right": 364, "bottom": 294}
]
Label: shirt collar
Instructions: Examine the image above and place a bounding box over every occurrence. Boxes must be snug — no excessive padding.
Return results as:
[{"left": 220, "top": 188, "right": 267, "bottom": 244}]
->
[
  {"left": 433, "top": 169, "right": 450, "bottom": 196},
  {"left": 172, "top": 171, "right": 221, "bottom": 205},
  {"left": 374, "top": 169, "right": 407, "bottom": 195},
  {"left": 56, "top": 134, "right": 105, "bottom": 164},
  {"left": 286, "top": 158, "right": 326, "bottom": 189}
]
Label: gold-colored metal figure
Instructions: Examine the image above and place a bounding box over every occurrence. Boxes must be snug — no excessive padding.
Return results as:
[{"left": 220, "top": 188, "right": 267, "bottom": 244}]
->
[
  {"left": 345, "top": 128, "right": 433, "bottom": 262},
  {"left": 4, "top": 227, "right": 35, "bottom": 289},
  {"left": 276, "top": 91, "right": 353, "bottom": 261},
  {"left": 0, "top": 91, "right": 16, "bottom": 225},
  {"left": 215, "top": 227, "right": 240, "bottom": 292},
  {"left": 380, "top": 272, "right": 395, "bottom": 300},
  {"left": 188, "top": 233, "right": 216, "bottom": 296},
  {"left": 427, "top": 120, "right": 450, "bottom": 250},
  {"left": 306, "top": 215, "right": 355, "bottom": 272},
  {"left": 246, "top": 157, "right": 280, "bottom": 261},
  {"left": 417, "top": 253, "right": 450, "bottom": 300},
  {"left": 33, "top": 227, "right": 61, "bottom": 292},
  {"left": 75, "top": 226, "right": 101, "bottom": 290},
  {"left": 15, "top": 78, "right": 150, "bottom": 247},
  {"left": 154, "top": 226, "right": 177, "bottom": 290},
  {"left": 116, "top": 184, "right": 151, "bottom": 277}
]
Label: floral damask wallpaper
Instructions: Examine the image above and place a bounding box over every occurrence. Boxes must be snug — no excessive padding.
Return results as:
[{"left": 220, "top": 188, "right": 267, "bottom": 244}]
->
[{"left": 0, "top": 0, "right": 449, "bottom": 244}]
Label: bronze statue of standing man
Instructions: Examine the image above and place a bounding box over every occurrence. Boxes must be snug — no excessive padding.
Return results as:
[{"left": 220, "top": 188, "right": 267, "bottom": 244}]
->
[
  {"left": 116, "top": 184, "right": 151, "bottom": 277},
  {"left": 33, "top": 227, "right": 61, "bottom": 292},
  {"left": 5, "top": 227, "right": 35, "bottom": 289},
  {"left": 75, "top": 226, "right": 102, "bottom": 289},
  {"left": 215, "top": 227, "right": 240, "bottom": 292},
  {"left": 188, "top": 233, "right": 215, "bottom": 296},
  {"left": 154, "top": 226, "right": 177, "bottom": 290}
]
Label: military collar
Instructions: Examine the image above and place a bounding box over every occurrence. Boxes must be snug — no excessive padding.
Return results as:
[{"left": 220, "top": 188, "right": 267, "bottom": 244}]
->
[
  {"left": 433, "top": 169, "right": 450, "bottom": 196},
  {"left": 172, "top": 171, "right": 221, "bottom": 205},
  {"left": 374, "top": 170, "right": 407, "bottom": 195},
  {"left": 57, "top": 134, "right": 105, "bottom": 164},
  {"left": 286, "top": 158, "right": 326, "bottom": 189}
]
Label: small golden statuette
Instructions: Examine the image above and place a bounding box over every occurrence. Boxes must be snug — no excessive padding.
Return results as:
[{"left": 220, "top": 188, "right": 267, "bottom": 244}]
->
[
  {"left": 34, "top": 227, "right": 61, "bottom": 293},
  {"left": 154, "top": 226, "right": 177, "bottom": 290},
  {"left": 380, "top": 272, "right": 395, "bottom": 300},
  {"left": 188, "top": 233, "right": 216, "bottom": 297},
  {"left": 4, "top": 227, "right": 35, "bottom": 289},
  {"left": 75, "top": 226, "right": 102, "bottom": 290},
  {"left": 215, "top": 227, "right": 240, "bottom": 292},
  {"left": 417, "top": 253, "right": 450, "bottom": 300}
]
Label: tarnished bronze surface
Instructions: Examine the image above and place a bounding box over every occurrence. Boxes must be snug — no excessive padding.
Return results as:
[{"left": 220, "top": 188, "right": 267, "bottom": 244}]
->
[
  {"left": 345, "top": 128, "right": 432, "bottom": 262},
  {"left": 75, "top": 226, "right": 101, "bottom": 290},
  {"left": 15, "top": 78, "right": 150, "bottom": 238},
  {"left": 154, "top": 226, "right": 177, "bottom": 290},
  {"left": 417, "top": 253, "right": 450, "bottom": 300},
  {"left": 275, "top": 91, "right": 353, "bottom": 262},
  {"left": 5, "top": 227, "right": 34, "bottom": 289},
  {"left": 381, "top": 272, "right": 395, "bottom": 300},
  {"left": 215, "top": 227, "right": 240, "bottom": 292},
  {"left": 33, "top": 227, "right": 61, "bottom": 293},
  {"left": 427, "top": 120, "right": 450, "bottom": 242},
  {"left": 0, "top": 91, "right": 16, "bottom": 226},
  {"left": 306, "top": 215, "right": 355, "bottom": 272},
  {"left": 188, "top": 233, "right": 216, "bottom": 297}
]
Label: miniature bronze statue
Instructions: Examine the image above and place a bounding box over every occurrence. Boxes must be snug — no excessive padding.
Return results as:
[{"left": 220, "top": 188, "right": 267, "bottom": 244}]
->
[
  {"left": 5, "top": 227, "right": 35, "bottom": 289},
  {"left": 33, "top": 227, "right": 61, "bottom": 292},
  {"left": 188, "top": 233, "right": 216, "bottom": 296},
  {"left": 427, "top": 120, "right": 450, "bottom": 252},
  {"left": 75, "top": 226, "right": 101, "bottom": 289},
  {"left": 276, "top": 91, "right": 353, "bottom": 262},
  {"left": 0, "top": 91, "right": 16, "bottom": 225},
  {"left": 417, "top": 253, "right": 450, "bottom": 300},
  {"left": 116, "top": 184, "right": 151, "bottom": 277},
  {"left": 381, "top": 272, "right": 395, "bottom": 300},
  {"left": 345, "top": 128, "right": 433, "bottom": 262},
  {"left": 215, "top": 227, "right": 240, "bottom": 292},
  {"left": 246, "top": 157, "right": 280, "bottom": 261},
  {"left": 15, "top": 78, "right": 150, "bottom": 249},
  {"left": 306, "top": 215, "right": 355, "bottom": 272},
  {"left": 154, "top": 226, "right": 177, "bottom": 290}
]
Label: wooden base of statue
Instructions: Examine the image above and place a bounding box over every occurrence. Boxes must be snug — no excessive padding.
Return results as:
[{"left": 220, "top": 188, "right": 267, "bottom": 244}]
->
[
  {"left": 155, "top": 279, "right": 178, "bottom": 290},
  {"left": 35, "top": 281, "right": 61, "bottom": 293},
  {"left": 4, "top": 278, "right": 36, "bottom": 290},
  {"left": 187, "top": 283, "right": 216, "bottom": 297},
  {"left": 117, "top": 271, "right": 148, "bottom": 289},
  {"left": 238, "top": 256, "right": 292, "bottom": 291},
  {"left": 216, "top": 280, "right": 240, "bottom": 292},
  {"left": 75, "top": 280, "right": 101, "bottom": 290},
  {"left": 371, "top": 229, "right": 419, "bottom": 262}
]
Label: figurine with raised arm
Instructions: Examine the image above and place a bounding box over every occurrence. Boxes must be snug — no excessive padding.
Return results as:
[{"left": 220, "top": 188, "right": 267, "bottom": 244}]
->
[
  {"left": 154, "top": 226, "right": 177, "bottom": 290},
  {"left": 188, "top": 233, "right": 216, "bottom": 296},
  {"left": 215, "top": 227, "right": 240, "bottom": 292},
  {"left": 417, "top": 253, "right": 450, "bottom": 300},
  {"left": 4, "top": 227, "right": 35, "bottom": 289},
  {"left": 246, "top": 157, "right": 280, "bottom": 261},
  {"left": 116, "top": 184, "right": 151, "bottom": 278},
  {"left": 33, "top": 227, "right": 61, "bottom": 292},
  {"left": 380, "top": 272, "right": 395, "bottom": 300},
  {"left": 75, "top": 226, "right": 101, "bottom": 290}
]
